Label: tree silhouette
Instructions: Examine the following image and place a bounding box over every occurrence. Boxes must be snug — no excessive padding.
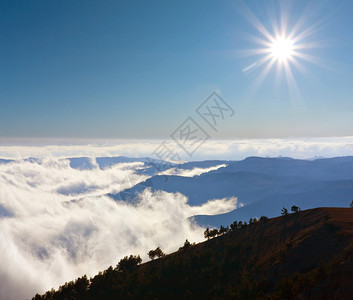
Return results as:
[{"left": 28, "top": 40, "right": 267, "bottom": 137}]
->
[
  {"left": 148, "top": 247, "right": 165, "bottom": 260},
  {"left": 204, "top": 227, "right": 210, "bottom": 240},
  {"left": 350, "top": 200, "right": 353, "bottom": 208},
  {"left": 281, "top": 207, "right": 289, "bottom": 216},
  {"left": 218, "top": 225, "right": 229, "bottom": 235},
  {"left": 209, "top": 228, "right": 219, "bottom": 238},
  {"left": 291, "top": 205, "right": 300, "bottom": 213},
  {"left": 75, "top": 275, "right": 89, "bottom": 295},
  {"left": 230, "top": 220, "right": 238, "bottom": 231},
  {"left": 204, "top": 228, "right": 219, "bottom": 239},
  {"left": 179, "top": 239, "right": 193, "bottom": 251},
  {"left": 154, "top": 247, "right": 165, "bottom": 258},
  {"left": 116, "top": 255, "right": 142, "bottom": 272},
  {"left": 237, "top": 221, "right": 243, "bottom": 229}
]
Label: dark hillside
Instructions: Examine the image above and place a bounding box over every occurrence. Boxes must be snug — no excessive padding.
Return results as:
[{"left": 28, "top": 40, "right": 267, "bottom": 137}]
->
[{"left": 33, "top": 207, "right": 353, "bottom": 299}]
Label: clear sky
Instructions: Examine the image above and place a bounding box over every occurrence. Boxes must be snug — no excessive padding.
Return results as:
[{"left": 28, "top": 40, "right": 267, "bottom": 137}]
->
[{"left": 1, "top": 0, "right": 352, "bottom": 139}]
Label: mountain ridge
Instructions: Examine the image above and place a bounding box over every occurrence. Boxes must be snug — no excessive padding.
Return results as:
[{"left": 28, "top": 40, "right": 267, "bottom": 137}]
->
[{"left": 33, "top": 207, "right": 353, "bottom": 299}]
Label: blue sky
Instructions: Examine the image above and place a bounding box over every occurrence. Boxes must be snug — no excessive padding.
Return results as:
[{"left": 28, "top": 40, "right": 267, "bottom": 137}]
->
[{"left": 1, "top": 0, "right": 352, "bottom": 139}]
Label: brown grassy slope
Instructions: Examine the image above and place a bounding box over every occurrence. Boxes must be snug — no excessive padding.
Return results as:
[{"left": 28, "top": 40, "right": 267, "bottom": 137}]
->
[
  {"left": 34, "top": 207, "right": 353, "bottom": 299},
  {"left": 137, "top": 207, "right": 353, "bottom": 297}
]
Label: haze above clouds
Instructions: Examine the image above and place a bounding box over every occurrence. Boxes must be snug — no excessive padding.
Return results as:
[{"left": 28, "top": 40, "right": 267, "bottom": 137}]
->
[{"left": 1, "top": 137, "right": 353, "bottom": 161}]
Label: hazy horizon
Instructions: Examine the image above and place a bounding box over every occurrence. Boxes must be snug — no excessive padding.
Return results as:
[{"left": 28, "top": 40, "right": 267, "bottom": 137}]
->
[{"left": 0, "top": 136, "right": 352, "bottom": 161}]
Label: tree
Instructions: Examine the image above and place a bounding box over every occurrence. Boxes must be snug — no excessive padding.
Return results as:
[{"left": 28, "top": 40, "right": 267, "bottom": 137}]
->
[
  {"left": 350, "top": 200, "right": 353, "bottom": 208},
  {"left": 230, "top": 220, "right": 238, "bottom": 231},
  {"left": 74, "top": 275, "right": 89, "bottom": 297},
  {"left": 204, "top": 227, "right": 210, "bottom": 240},
  {"left": 148, "top": 247, "right": 165, "bottom": 260},
  {"left": 259, "top": 216, "right": 268, "bottom": 222},
  {"left": 154, "top": 247, "right": 165, "bottom": 258},
  {"left": 209, "top": 228, "right": 219, "bottom": 238},
  {"left": 291, "top": 205, "right": 300, "bottom": 213},
  {"left": 237, "top": 221, "right": 243, "bottom": 229},
  {"left": 116, "top": 255, "right": 142, "bottom": 272},
  {"left": 179, "top": 239, "right": 193, "bottom": 251},
  {"left": 218, "top": 225, "right": 229, "bottom": 235},
  {"left": 281, "top": 207, "right": 289, "bottom": 216}
]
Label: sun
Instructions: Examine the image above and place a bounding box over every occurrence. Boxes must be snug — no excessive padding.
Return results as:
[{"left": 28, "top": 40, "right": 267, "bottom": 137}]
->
[
  {"left": 271, "top": 37, "right": 294, "bottom": 62},
  {"left": 239, "top": 4, "right": 324, "bottom": 97}
]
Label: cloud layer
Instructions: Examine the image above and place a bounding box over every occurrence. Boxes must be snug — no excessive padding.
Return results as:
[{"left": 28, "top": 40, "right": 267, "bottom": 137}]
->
[
  {"left": 0, "top": 137, "right": 352, "bottom": 298},
  {"left": 1, "top": 137, "right": 353, "bottom": 161},
  {"left": 0, "top": 158, "right": 236, "bottom": 299}
]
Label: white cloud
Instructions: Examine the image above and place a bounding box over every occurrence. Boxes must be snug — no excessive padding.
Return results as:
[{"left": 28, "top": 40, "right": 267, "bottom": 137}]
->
[
  {"left": 158, "top": 164, "right": 227, "bottom": 177},
  {"left": 189, "top": 196, "right": 241, "bottom": 216},
  {"left": 0, "top": 158, "right": 236, "bottom": 299},
  {"left": 0, "top": 137, "right": 352, "bottom": 298}
]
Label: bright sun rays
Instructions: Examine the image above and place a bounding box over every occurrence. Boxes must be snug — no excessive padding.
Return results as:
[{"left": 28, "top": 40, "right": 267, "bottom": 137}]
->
[
  {"left": 239, "top": 3, "right": 326, "bottom": 99},
  {"left": 270, "top": 36, "right": 294, "bottom": 62}
]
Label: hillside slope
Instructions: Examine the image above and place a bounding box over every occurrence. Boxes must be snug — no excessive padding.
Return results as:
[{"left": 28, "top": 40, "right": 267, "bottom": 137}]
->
[{"left": 33, "top": 208, "right": 353, "bottom": 299}]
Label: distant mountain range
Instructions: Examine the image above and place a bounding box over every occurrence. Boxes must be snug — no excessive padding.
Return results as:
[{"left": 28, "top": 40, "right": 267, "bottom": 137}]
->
[
  {"left": 109, "top": 156, "right": 353, "bottom": 227},
  {"left": 2, "top": 155, "right": 353, "bottom": 227}
]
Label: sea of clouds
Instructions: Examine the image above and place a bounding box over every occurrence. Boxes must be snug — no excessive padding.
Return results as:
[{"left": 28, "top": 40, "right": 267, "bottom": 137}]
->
[
  {"left": 0, "top": 157, "right": 238, "bottom": 299},
  {"left": 0, "top": 137, "right": 352, "bottom": 299}
]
